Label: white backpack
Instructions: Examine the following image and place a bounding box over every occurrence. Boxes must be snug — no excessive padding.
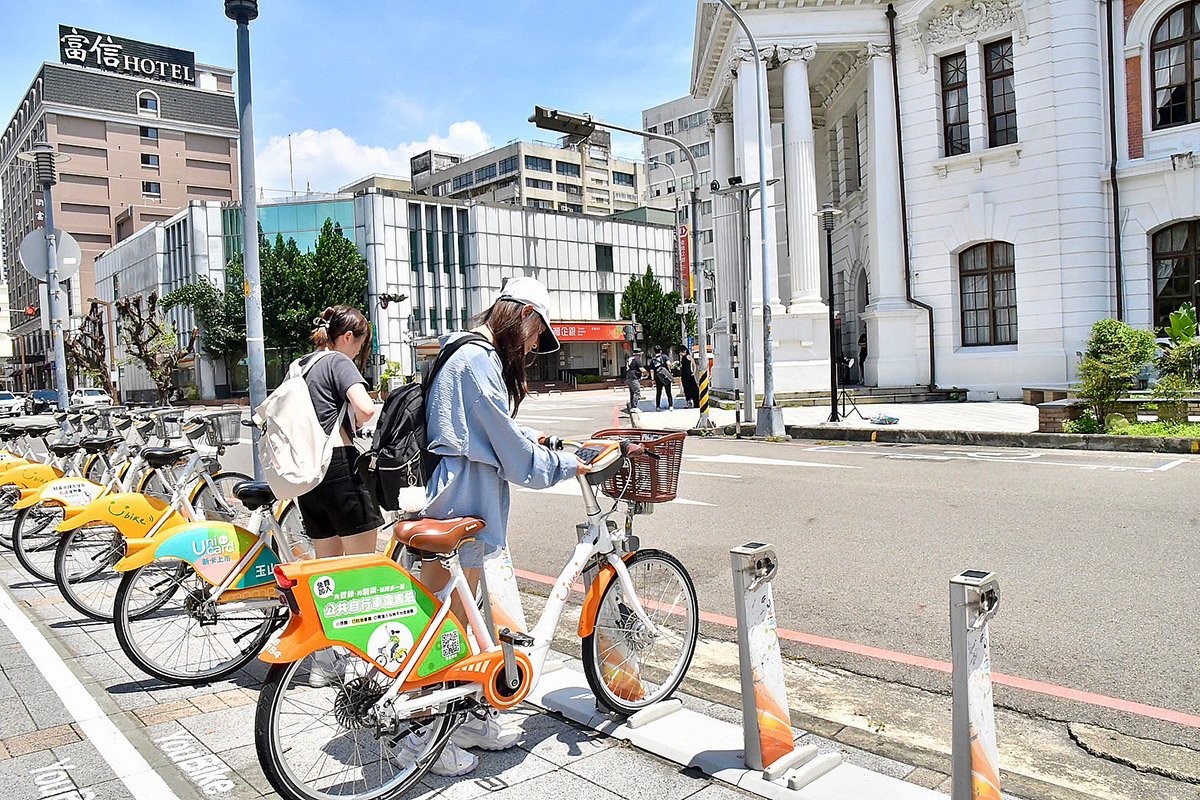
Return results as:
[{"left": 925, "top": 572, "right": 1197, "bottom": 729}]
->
[{"left": 252, "top": 351, "right": 348, "bottom": 500}]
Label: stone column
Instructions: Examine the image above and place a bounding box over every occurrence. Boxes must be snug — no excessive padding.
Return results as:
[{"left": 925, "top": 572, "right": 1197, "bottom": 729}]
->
[
  {"left": 710, "top": 111, "right": 735, "bottom": 187},
  {"left": 732, "top": 50, "right": 778, "bottom": 310},
  {"left": 779, "top": 45, "right": 822, "bottom": 311}
]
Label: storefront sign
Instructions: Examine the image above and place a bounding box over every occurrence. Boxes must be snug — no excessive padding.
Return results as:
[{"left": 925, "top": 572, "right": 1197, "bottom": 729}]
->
[
  {"left": 678, "top": 224, "right": 692, "bottom": 300},
  {"left": 59, "top": 25, "right": 196, "bottom": 86},
  {"left": 32, "top": 194, "right": 46, "bottom": 229},
  {"left": 550, "top": 322, "right": 626, "bottom": 342}
]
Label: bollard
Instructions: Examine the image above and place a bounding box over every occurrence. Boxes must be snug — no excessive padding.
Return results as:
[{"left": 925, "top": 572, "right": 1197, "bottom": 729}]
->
[
  {"left": 950, "top": 570, "right": 1001, "bottom": 800},
  {"left": 731, "top": 542, "right": 828, "bottom": 781}
]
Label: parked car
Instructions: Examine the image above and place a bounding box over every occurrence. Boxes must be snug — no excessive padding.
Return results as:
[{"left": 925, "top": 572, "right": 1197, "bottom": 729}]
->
[
  {"left": 26, "top": 389, "right": 58, "bottom": 415},
  {"left": 0, "top": 391, "right": 22, "bottom": 418},
  {"left": 70, "top": 388, "right": 113, "bottom": 409}
]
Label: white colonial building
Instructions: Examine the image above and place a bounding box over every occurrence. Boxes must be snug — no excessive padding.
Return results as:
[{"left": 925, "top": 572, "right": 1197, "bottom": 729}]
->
[{"left": 689, "top": 0, "right": 1200, "bottom": 398}]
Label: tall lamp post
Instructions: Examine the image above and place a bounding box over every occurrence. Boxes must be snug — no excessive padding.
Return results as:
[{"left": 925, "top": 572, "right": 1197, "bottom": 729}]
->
[
  {"left": 531, "top": 106, "right": 715, "bottom": 429},
  {"left": 225, "top": 0, "right": 267, "bottom": 478},
  {"left": 649, "top": 160, "right": 687, "bottom": 345},
  {"left": 17, "top": 142, "right": 70, "bottom": 414},
  {"left": 712, "top": 0, "right": 784, "bottom": 437},
  {"left": 815, "top": 202, "right": 845, "bottom": 423}
]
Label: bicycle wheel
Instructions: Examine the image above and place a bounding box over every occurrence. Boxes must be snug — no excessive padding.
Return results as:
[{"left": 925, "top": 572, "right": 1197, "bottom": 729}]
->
[
  {"left": 114, "top": 563, "right": 280, "bottom": 684},
  {"left": 12, "top": 503, "right": 65, "bottom": 582},
  {"left": 276, "top": 500, "right": 315, "bottom": 561},
  {"left": 82, "top": 454, "right": 106, "bottom": 484},
  {"left": 54, "top": 524, "right": 126, "bottom": 620},
  {"left": 255, "top": 655, "right": 456, "bottom": 800},
  {"left": 137, "top": 468, "right": 172, "bottom": 505},
  {"left": 0, "top": 483, "right": 22, "bottom": 550},
  {"left": 191, "top": 471, "right": 253, "bottom": 526},
  {"left": 581, "top": 548, "right": 698, "bottom": 716}
]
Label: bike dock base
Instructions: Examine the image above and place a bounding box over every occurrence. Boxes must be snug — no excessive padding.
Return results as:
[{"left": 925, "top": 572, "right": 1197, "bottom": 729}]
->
[{"left": 528, "top": 661, "right": 944, "bottom": 800}]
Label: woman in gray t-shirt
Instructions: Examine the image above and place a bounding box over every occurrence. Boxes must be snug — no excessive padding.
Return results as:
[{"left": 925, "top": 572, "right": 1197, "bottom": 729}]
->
[{"left": 295, "top": 306, "right": 381, "bottom": 557}]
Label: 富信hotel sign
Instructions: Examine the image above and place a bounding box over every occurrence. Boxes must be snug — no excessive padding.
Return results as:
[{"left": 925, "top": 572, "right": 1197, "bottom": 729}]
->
[{"left": 59, "top": 25, "right": 196, "bottom": 86}]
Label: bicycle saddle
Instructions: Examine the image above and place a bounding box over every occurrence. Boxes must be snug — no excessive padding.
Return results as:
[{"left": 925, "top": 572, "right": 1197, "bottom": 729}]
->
[
  {"left": 233, "top": 480, "right": 275, "bottom": 511},
  {"left": 21, "top": 424, "right": 57, "bottom": 438},
  {"left": 81, "top": 435, "right": 123, "bottom": 454},
  {"left": 48, "top": 441, "right": 82, "bottom": 457},
  {"left": 141, "top": 445, "right": 195, "bottom": 467},
  {"left": 395, "top": 517, "right": 485, "bottom": 554}
]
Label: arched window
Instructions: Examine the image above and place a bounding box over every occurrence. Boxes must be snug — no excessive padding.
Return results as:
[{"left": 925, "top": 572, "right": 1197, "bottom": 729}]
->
[
  {"left": 1152, "top": 220, "right": 1199, "bottom": 327},
  {"left": 1150, "top": 1, "right": 1200, "bottom": 129},
  {"left": 960, "top": 242, "right": 1017, "bottom": 346},
  {"left": 137, "top": 90, "right": 160, "bottom": 117}
]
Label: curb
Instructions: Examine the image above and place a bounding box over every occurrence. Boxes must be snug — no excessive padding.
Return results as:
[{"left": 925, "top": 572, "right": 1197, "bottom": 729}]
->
[{"left": 681, "top": 423, "right": 1200, "bottom": 454}]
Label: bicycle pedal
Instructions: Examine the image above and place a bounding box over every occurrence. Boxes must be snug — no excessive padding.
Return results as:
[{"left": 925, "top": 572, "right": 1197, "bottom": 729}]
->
[{"left": 498, "top": 628, "right": 534, "bottom": 648}]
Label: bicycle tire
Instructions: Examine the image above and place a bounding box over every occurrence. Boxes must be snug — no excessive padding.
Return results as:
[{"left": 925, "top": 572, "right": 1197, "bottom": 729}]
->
[
  {"left": 255, "top": 658, "right": 454, "bottom": 800},
  {"left": 136, "top": 468, "right": 171, "bottom": 506},
  {"left": 11, "top": 503, "right": 65, "bottom": 583},
  {"left": 54, "top": 524, "right": 126, "bottom": 621},
  {"left": 581, "top": 548, "right": 698, "bottom": 716},
  {"left": 0, "top": 483, "right": 22, "bottom": 550},
  {"left": 190, "top": 471, "right": 252, "bottom": 526},
  {"left": 275, "top": 500, "right": 314, "bottom": 561}
]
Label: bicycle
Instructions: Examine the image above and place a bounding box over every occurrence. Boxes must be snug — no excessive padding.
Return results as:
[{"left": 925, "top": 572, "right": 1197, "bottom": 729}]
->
[
  {"left": 253, "top": 428, "right": 697, "bottom": 800},
  {"left": 0, "top": 421, "right": 61, "bottom": 550}
]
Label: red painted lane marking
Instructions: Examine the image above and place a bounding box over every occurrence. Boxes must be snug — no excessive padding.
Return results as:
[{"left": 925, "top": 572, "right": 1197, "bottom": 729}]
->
[{"left": 514, "top": 566, "right": 1200, "bottom": 729}]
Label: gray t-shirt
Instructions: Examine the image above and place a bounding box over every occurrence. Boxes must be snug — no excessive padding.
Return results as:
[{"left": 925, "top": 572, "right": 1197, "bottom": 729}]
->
[{"left": 299, "top": 351, "right": 368, "bottom": 435}]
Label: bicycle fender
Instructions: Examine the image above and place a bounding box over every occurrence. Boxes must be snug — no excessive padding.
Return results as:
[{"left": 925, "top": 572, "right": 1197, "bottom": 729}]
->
[
  {"left": 57, "top": 492, "right": 179, "bottom": 536},
  {"left": 121, "top": 521, "right": 280, "bottom": 589},
  {"left": 1, "top": 463, "right": 63, "bottom": 490},
  {"left": 15, "top": 477, "right": 104, "bottom": 511},
  {"left": 577, "top": 552, "right": 637, "bottom": 639}
]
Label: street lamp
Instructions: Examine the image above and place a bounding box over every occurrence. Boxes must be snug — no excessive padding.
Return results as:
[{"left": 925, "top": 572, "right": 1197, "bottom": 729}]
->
[
  {"left": 649, "top": 160, "right": 688, "bottom": 345},
  {"left": 531, "top": 105, "right": 715, "bottom": 429},
  {"left": 16, "top": 142, "right": 70, "bottom": 414},
  {"left": 710, "top": 0, "right": 784, "bottom": 437},
  {"left": 224, "top": 0, "right": 267, "bottom": 478},
  {"left": 86, "top": 297, "right": 119, "bottom": 403},
  {"left": 815, "top": 202, "right": 845, "bottom": 423}
]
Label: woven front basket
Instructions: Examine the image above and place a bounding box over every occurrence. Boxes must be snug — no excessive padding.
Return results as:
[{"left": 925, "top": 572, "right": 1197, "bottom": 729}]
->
[{"left": 592, "top": 428, "right": 686, "bottom": 504}]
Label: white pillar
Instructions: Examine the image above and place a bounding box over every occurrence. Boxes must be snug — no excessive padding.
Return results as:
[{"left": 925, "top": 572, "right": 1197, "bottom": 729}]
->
[
  {"left": 780, "top": 45, "right": 822, "bottom": 311},
  {"left": 732, "top": 50, "right": 779, "bottom": 311},
  {"left": 711, "top": 111, "right": 735, "bottom": 188}
]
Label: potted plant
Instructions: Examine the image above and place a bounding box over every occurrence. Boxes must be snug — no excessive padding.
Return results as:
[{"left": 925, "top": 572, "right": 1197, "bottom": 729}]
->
[{"left": 377, "top": 360, "right": 405, "bottom": 400}]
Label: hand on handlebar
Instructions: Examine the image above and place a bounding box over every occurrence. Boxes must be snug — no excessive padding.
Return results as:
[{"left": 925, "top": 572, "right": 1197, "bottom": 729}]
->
[{"left": 538, "top": 435, "right": 565, "bottom": 451}]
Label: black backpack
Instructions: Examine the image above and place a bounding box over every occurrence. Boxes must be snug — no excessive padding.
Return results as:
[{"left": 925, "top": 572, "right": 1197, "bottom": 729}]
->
[{"left": 358, "top": 333, "right": 487, "bottom": 510}]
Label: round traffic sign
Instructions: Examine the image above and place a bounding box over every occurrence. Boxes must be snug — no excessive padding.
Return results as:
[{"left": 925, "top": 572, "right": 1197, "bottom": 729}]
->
[{"left": 17, "top": 228, "right": 82, "bottom": 282}]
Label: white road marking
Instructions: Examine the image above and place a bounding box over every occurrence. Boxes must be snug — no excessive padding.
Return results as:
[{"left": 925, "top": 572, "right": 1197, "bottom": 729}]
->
[
  {"left": 807, "top": 444, "right": 1193, "bottom": 474},
  {"left": 516, "top": 415, "right": 591, "bottom": 423},
  {"left": 0, "top": 582, "right": 182, "bottom": 800},
  {"left": 1156, "top": 458, "right": 1188, "bottom": 472},
  {"left": 513, "top": 482, "right": 715, "bottom": 506},
  {"left": 685, "top": 454, "right": 862, "bottom": 470},
  {"left": 681, "top": 470, "right": 742, "bottom": 479}
]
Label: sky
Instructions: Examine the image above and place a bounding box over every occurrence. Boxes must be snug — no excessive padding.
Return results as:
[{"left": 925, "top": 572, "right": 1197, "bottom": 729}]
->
[{"left": 0, "top": 1, "right": 700, "bottom": 196}]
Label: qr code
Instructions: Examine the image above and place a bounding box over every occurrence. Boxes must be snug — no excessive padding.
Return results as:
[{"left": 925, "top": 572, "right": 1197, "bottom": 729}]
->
[{"left": 440, "top": 631, "right": 460, "bottom": 661}]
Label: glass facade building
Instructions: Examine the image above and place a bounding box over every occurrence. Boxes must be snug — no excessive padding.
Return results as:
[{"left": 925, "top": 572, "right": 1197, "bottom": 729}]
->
[{"left": 222, "top": 198, "right": 355, "bottom": 255}]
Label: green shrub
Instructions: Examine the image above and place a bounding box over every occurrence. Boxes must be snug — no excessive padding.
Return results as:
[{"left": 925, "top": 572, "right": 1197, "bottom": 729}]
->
[
  {"left": 576, "top": 374, "right": 605, "bottom": 385},
  {"left": 1063, "top": 414, "right": 1101, "bottom": 434},
  {"left": 1078, "top": 319, "right": 1155, "bottom": 422},
  {"left": 1112, "top": 420, "right": 1200, "bottom": 437}
]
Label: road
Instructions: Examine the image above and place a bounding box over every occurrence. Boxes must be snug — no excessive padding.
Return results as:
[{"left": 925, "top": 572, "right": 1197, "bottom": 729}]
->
[{"left": 496, "top": 390, "right": 1200, "bottom": 750}]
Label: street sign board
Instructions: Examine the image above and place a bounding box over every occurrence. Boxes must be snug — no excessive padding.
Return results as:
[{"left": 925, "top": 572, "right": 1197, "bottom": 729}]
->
[
  {"left": 32, "top": 193, "right": 46, "bottom": 229},
  {"left": 18, "top": 228, "right": 82, "bottom": 282}
]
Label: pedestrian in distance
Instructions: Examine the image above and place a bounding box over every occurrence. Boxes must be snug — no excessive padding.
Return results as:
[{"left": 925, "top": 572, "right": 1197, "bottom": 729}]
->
[
  {"left": 652, "top": 344, "right": 674, "bottom": 410},
  {"left": 420, "top": 276, "right": 591, "bottom": 776},
  {"left": 679, "top": 344, "right": 700, "bottom": 409},
  {"left": 295, "top": 306, "right": 382, "bottom": 559},
  {"left": 625, "top": 350, "right": 644, "bottom": 412}
]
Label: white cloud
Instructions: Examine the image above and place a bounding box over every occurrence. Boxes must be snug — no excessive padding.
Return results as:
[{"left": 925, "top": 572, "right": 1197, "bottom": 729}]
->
[{"left": 254, "top": 121, "right": 492, "bottom": 195}]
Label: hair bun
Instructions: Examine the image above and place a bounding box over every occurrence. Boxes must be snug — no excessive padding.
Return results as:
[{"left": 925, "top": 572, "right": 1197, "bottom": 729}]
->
[
  {"left": 321, "top": 307, "right": 335, "bottom": 319},
  {"left": 312, "top": 316, "right": 329, "bottom": 328}
]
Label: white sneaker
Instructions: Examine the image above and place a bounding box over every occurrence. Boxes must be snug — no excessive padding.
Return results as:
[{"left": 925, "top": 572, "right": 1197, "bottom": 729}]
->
[
  {"left": 430, "top": 741, "right": 478, "bottom": 777},
  {"left": 451, "top": 712, "right": 521, "bottom": 751},
  {"left": 305, "top": 651, "right": 339, "bottom": 688}
]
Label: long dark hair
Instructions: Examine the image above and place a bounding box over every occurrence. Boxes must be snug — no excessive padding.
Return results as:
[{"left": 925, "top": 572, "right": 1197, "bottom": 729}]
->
[
  {"left": 478, "top": 299, "right": 544, "bottom": 415},
  {"left": 312, "top": 305, "right": 371, "bottom": 371}
]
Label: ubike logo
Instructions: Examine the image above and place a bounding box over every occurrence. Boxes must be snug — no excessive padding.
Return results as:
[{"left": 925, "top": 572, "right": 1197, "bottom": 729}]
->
[
  {"left": 105, "top": 500, "right": 149, "bottom": 526},
  {"left": 191, "top": 532, "right": 235, "bottom": 559}
]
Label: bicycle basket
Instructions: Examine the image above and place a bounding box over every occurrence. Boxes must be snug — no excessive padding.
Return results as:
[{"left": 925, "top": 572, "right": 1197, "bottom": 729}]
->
[
  {"left": 592, "top": 428, "right": 686, "bottom": 504},
  {"left": 204, "top": 410, "right": 242, "bottom": 448},
  {"left": 154, "top": 413, "right": 182, "bottom": 442}
]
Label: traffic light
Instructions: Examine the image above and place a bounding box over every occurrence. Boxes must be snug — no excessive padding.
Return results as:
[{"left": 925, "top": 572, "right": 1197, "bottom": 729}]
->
[{"left": 24, "top": 306, "right": 36, "bottom": 317}]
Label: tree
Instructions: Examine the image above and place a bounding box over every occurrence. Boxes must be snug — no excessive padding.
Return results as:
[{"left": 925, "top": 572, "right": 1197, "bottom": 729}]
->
[
  {"left": 115, "top": 293, "right": 197, "bottom": 404},
  {"left": 1077, "top": 318, "right": 1156, "bottom": 425},
  {"left": 619, "top": 267, "right": 685, "bottom": 350},
  {"left": 65, "top": 302, "right": 116, "bottom": 398},
  {"left": 161, "top": 260, "right": 247, "bottom": 389}
]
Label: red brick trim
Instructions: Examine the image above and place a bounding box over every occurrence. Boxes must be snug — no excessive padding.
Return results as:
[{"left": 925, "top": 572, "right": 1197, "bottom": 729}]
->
[{"left": 1126, "top": 56, "right": 1144, "bottom": 159}]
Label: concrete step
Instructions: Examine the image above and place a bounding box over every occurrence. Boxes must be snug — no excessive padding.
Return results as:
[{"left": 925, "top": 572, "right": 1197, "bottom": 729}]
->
[{"left": 710, "top": 387, "right": 965, "bottom": 408}]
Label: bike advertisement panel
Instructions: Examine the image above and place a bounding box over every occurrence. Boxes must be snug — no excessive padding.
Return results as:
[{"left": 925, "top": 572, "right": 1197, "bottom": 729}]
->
[
  {"left": 745, "top": 578, "right": 794, "bottom": 769},
  {"left": 967, "top": 624, "right": 1001, "bottom": 800},
  {"left": 153, "top": 522, "right": 279, "bottom": 589}
]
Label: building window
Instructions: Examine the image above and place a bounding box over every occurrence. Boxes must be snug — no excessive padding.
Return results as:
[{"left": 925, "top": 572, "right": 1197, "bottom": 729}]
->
[
  {"left": 561, "top": 202, "right": 583, "bottom": 213},
  {"left": 452, "top": 173, "right": 474, "bottom": 191},
  {"left": 526, "top": 177, "right": 553, "bottom": 190},
  {"left": 141, "top": 153, "right": 160, "bottom": 168},
  {"left": 662, "top": 120, "right": 675, "bottom": 135},
  {"left": 646, "top": 125, "right": 658, "bottom": 134},
  {"left": 596, "top": 243, "right": 614, "bottom": 272},
  {"left": 558, "top": 182, "right": 582, "bottom": 195},
  {"left": 1150, "top": 2, "right": 1200, "bottom": 129},
  {"left": 498, "top": 155, "right": 520, "bottom": 175},
  {"left": 677, "top": 111, "right": 707, "bottom": 131},
  {"left": 598, "top": 291, "right": 617, "bottom": 320},
  {"left": 141, "top": 181, "right": 161, "bottom": 197},
  {"left": 556, "top": 161, "right": 580, "bottom": 177},
  {"left": 1152, "top": 220, "right": 1200, "bottom": 328},
  {"left": 527, "top": 199, "right": 554, "bottom": 210},
  {"left": 665, "top": 151, "right": 676, "bottom": 165},
  {"left": 475, "top": 164, "right": 497, "bottom": 182},
  {"left": 137, "top": 90, "right": 160, "bottom": 117},
  {"left": 959, "top": 241, "right": 1017, "bottom": 346},
  {"left": 525, "top": 155, "right": 552, "bottom": 172},
  {"left": 613, "top": 171, "right": 636, "bottom": 188},
  {"left": 688, "top": 141, "right": 711, "bottom": 158},
  {"left": 940, "top": 52, "right": 970, "bottom": 156},
  {"left": 828, "top": 128, "right": 841, "bottom": 203},
  {"left": 842, "top": 112, "right": 862, "bottom": 192},
  {"left": 432, "top": 180, "right": 451, "bottom": 196},
  {"left": 984, "top": 38, "right": 1018, "bottom": 146},
  {"left": 139, "top": 125, "right": 158, "bottom": 140}
]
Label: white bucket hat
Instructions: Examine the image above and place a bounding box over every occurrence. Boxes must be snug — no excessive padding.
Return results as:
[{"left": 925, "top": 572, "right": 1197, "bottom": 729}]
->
[{"left": 497, "top": 276, "right": 560, "bottom": 353}]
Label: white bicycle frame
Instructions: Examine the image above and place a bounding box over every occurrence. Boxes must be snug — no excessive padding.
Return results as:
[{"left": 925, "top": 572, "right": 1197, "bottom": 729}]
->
[{"left": 375, "top": 454, "right": 656, "bottom": 718}]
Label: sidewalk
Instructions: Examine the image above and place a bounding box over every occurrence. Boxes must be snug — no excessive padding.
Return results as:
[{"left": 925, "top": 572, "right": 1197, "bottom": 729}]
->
[{"left": 631, "top": 400, "right": 1038, "bottom": 433}]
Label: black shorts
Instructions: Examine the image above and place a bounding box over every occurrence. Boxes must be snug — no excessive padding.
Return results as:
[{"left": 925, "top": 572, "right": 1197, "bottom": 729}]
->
[{"left": 296, "top": 446, "right": 384, "bottom": 539}]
